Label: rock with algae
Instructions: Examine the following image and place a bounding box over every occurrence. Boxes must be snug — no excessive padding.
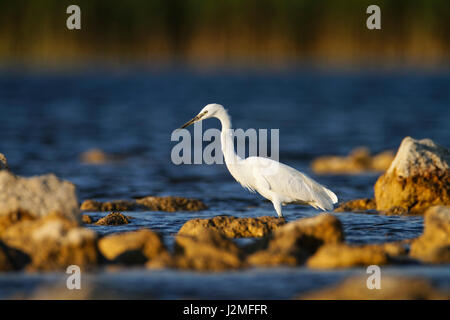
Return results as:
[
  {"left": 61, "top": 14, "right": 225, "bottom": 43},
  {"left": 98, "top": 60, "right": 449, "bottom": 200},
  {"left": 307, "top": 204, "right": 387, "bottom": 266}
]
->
[
  {"left": 0, "top": 153, "right": 8, "bottom": 171},
  {"left": 410, "top": 206, "right": 450, "bottom": 263},
  {"left": 95, "top": 212, "right": 130, "bottom": 226},
  {"left": 374, "top": 137, "right": 450, "bottom": 214},
  {"left": 178, "top": 215, "right": 285, "bottom": 238},
  {"left": 246, "top": 214, "right": 344, "bottom": 267}
]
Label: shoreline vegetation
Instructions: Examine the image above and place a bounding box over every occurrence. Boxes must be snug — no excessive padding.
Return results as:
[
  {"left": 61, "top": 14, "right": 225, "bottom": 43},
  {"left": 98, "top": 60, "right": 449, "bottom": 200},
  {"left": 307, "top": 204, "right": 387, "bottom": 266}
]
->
[{"left": 0, "top": 0, "right": 449, "bottom": 69}]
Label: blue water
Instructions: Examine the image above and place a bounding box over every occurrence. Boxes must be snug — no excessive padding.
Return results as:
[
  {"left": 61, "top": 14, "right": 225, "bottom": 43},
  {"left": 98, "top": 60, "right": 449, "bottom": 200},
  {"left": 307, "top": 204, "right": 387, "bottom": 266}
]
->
[{"left": 0, "top": 69, "right": 449, "bottom": 298}]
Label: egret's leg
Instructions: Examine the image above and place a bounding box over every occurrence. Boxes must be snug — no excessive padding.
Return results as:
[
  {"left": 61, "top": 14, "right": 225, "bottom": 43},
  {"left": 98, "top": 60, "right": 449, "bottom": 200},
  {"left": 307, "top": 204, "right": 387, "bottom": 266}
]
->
[{"left": 271, "top": 199, "right": 283, "bottom": 218}]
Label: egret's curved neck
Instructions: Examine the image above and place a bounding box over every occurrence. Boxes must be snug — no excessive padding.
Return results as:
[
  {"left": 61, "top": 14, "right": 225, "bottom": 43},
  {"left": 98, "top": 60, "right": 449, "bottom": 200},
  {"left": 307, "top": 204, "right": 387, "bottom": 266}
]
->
[{"left": 215, "top": 110, "right": 241, "bottom": 166}]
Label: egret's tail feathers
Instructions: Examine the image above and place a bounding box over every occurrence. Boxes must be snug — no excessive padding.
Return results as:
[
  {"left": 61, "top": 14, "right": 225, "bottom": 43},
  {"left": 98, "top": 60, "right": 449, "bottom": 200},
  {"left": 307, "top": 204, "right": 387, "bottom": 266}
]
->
[
  {"left": 310, "top": 186, "right": 338, "bottom": 211},
  {"left": 290, "top": 173, "right": 338, "bottom": 211},
  {"left": 312, "top": 200, "right": 333, "bottom": 211},
  {"left": 324, "top": 188, "right": 338, "bottom": 204}
]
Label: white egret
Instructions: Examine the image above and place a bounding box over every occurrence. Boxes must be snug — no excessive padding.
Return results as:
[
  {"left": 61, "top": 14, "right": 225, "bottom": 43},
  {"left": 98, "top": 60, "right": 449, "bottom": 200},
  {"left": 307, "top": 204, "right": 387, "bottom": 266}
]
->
[{"left": 179, "top": 104, "right": 338, "bottom": 217}]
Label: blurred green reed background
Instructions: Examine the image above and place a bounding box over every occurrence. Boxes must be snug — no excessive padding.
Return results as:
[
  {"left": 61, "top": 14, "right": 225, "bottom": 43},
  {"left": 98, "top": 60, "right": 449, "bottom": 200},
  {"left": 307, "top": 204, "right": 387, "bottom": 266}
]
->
[{"left": 0, "top": 0, "right": 448, "bottom": 69}]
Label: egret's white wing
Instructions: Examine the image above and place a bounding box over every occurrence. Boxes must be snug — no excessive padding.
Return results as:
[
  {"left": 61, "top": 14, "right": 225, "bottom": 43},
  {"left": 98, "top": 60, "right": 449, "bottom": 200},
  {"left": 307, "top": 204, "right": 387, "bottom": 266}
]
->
[{"left": 244, "top": 157, "right": 338, "bottom": 211}]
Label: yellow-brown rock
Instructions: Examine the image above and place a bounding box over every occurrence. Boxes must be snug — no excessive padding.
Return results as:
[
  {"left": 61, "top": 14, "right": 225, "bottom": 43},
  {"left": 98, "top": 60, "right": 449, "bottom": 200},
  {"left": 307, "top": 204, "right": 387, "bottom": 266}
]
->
[
  {"left": 246, "top": 214, "right": 344, "bottom": 267},
  {"left": 17, "top": 282, "right": 124, "bottom": 299},
  {"left": 306, "top": 243, "right": 404, "bottom": 269},
  {"left": 245, "top": 250, "right": 299, "bottom": 267},
  {"left": 374, "top": 137, "right": 450, "bottom": 214},
  {"left": 173, "top": 230, "right": 244, "bottom": 271},
  {"left": 95, "top": 212, "right": 130, "bottom": 226},
  {"left": 1, "top": 213, "right": 100, "bottom": 271},
  {"left": 80, "top": 148, "right": 108, "bottom": 164},
  {"left": 0, "top": 153, "right": 8, "bottom": 171},
  {"left": 81, "top": 214, "right": 94, "bottom": 224},
  {"left": 311, "top": 147, "right": 394, "bottom": 174},
  {"left": 80, "top": 199, "right": 136, "bottom": 212},
  {"left": 81, "top": 196, "right": 207, "bottom": 212},
  {"left": 178, "top": 215, "right": 285, "bottom": 238},
  {"left": 300, "top": 276, "right": 448, "bottom": 300},
  {"left": 98, "top": 229, "right": 167, "bottom": 265},
  {"left": 334, "top": 198, "right": 376, "bottom": 212},
  {"left": 136, "top": 196, "right": 207, "bottom": 212},
  {"left": 146, "top": 252, "right": 176, "bottom": 270},
  {"left": 371, "top": 150, "right": 396, "bottom": 172},
  {"left": 0, "top": 210, "right": 35, "bottom": 233},
  {"left": 410, "top": 206, "right": 450, "bottom": 263}
]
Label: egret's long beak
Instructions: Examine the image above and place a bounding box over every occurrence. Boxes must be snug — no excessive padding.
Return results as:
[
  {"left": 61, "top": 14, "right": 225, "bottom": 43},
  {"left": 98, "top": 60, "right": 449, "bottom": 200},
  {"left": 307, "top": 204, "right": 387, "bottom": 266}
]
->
[{"left": 179, "top": 111, "right": 208, "bottom": 129}]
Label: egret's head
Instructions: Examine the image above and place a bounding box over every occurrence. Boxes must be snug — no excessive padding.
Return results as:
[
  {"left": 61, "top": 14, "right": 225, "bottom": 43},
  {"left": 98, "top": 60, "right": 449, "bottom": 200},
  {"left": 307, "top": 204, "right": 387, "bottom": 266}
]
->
[{"left": 180, "top": 103, "right": 225, "bottom": 129}]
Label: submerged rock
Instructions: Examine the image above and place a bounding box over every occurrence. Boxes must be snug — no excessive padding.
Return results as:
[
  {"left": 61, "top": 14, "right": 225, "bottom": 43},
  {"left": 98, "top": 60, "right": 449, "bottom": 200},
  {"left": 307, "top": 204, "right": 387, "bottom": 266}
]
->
[
  {"left": 99, "top": 229, "right": 167, "bottom": 265},
  {"left": 80, "top": 199, "right": 137, "bottom": 212},
  {"left": 311, "top": 147, "right": 394, "bottom": 174},
  {"left": 374, "top": 137, "right": 450, "bottom": 214},
  {"left": 410, "top": 206, "right": 450, "bottom": 263},
  {"left": 306, "top": 242, "right": 407, "bottom": 269},
  {"left": 0, "top": 171, "right": 80, "bottom": 222},
  {"left": 95, "top": 212, "right": 130, "bottom": 226},
  {"left": 178, "top": 215, "right": 285, "bottom": 238},
  {"left": 166, "top": 230, "right": 244, "bottom": 271},
  {"left": 300, "top": 276, "right": 448, "bottom": 300},
  {"left": 80, "top": 148, "right": 109, "bottom": 164},
  {"left": 246, "top": 214, "right": 344, "bottom": 266},
  {"left": 136, "top": 196, "right": 207, "bottom": 212},
  {"left": 1, "top": 213, "right": 100, "bottom": 271},
  {"left": 334, "top": 198, "right": 377, "bottom": 212}
]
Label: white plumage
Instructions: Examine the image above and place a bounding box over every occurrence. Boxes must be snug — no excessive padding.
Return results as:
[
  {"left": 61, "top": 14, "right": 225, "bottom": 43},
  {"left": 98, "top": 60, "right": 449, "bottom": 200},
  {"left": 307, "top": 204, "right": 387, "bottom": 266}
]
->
[{"left": 180, "top": 103, "right": 338, "bottom": 217}]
